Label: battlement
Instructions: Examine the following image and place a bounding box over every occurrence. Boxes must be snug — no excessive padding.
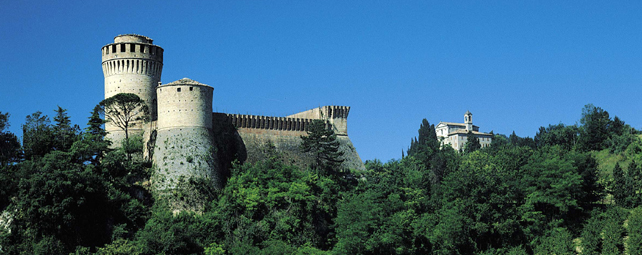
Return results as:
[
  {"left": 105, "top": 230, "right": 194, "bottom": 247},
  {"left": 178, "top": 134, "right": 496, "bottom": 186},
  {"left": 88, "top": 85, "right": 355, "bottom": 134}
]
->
[
  {"left": 286, "top": 106, "right": 350, "bottom": 135},
  {"left": 226, "top": 114, "right": 332, "bottom": 133},
  {"left": 102, "top": 43, "right": 163, "bottom": 62},
  {"left": 287, "top": 105, "right": 350, "bottom": 120}
]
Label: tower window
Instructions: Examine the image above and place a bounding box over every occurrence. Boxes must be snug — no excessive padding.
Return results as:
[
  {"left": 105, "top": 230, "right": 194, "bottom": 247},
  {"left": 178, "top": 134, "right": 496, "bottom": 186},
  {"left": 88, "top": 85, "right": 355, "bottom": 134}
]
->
[
  {"left": 112, "top": 45, "right": 116, "bottom": 53},
  {"left": 130, "top": 44, "right": 135, "bottom": 52},
  {"left": 120, "top": 44, "right": 125, "bottom": 52},
  {"left": 177, "top": 88, "right": 181, "bottom": 92},
  {"left": 189, "top": 87, "right": 193, "bottom": 91}
]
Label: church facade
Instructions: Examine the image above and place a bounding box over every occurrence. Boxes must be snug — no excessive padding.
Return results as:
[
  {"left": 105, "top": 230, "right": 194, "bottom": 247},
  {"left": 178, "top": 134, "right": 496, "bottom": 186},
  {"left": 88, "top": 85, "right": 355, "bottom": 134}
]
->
[{"left": 435, "top": 111, "right": 493, "bottom": 151}]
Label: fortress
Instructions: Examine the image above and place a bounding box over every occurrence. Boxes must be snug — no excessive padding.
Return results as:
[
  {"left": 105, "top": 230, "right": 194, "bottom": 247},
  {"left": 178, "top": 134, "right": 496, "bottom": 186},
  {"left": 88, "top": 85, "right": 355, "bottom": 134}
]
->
[{"left": 101, "top": 34, "right": 364, "bottom": 193}]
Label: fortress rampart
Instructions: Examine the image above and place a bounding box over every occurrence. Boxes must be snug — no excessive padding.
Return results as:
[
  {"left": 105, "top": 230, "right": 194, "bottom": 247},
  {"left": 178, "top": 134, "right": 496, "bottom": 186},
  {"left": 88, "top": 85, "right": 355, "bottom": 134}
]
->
[
  {"left": 227, "top": 114, "right": 331, "bottom": 133},
  {"left": 287, "top": 105, "right": 350, "bottom": 135},
  {"left": 101, "top": 34, "right": 365, "bottom": 211}
]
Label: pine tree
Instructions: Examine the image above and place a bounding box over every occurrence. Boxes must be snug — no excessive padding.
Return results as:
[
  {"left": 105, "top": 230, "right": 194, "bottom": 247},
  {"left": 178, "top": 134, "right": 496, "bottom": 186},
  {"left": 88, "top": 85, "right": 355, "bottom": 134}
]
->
[
  {"left": 71, "top": 105, "right": 111, "bottom": 164},
  {"left": 52, "top": 106, "right": 81, "bottom": 152},
  {"left": 628, "top": 206, "right": 642, "bottom": 255},
  {"left": 0, "top": 112, "right": 20, "bottom": 165},
  {"left": 301, "top": 119, "right": 344, "bottom": 175},
  {"left": 612, "top": 163, "right": 627, "bottom": 207}
]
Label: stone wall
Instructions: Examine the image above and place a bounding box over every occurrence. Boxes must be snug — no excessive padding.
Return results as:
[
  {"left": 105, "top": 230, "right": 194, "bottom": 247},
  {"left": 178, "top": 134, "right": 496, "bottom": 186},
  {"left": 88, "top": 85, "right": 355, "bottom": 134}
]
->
[
  {"left": 152, "top": 127, "right": 219, "bottom": 190},
  {"left": 217, "top": 112, "right": 365, "bottom": 171}
]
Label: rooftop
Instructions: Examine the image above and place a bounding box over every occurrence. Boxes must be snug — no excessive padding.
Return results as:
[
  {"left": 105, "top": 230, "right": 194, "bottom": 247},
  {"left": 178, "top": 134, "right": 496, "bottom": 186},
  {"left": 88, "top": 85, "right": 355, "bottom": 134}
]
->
[{"left": 161, "top": 78, "right": 212, "bottom": 88}]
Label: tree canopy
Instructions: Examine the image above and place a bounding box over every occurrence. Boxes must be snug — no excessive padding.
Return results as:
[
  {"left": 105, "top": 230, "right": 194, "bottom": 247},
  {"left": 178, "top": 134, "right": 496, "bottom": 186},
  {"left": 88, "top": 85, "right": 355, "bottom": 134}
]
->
[{"left": 1, "top": 103, "right": 641, "bottom": 254}]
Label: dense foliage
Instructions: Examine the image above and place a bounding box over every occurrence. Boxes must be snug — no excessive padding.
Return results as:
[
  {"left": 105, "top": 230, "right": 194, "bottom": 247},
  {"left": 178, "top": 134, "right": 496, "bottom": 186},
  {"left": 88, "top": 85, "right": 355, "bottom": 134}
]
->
[{"left": 1, "top": 103, "right": 642, "bottom": 254}]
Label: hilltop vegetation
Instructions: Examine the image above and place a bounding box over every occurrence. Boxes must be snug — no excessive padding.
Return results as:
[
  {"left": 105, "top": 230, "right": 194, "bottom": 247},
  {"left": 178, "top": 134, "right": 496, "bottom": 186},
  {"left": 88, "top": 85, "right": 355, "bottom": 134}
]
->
[{"left": 1, "top": 103, "right": 642, "bottom": 254}]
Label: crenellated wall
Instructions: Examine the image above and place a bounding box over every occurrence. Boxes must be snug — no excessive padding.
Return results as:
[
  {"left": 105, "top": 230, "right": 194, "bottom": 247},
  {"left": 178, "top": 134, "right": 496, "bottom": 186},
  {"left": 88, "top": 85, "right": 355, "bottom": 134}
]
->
[
  {"left": 287, "top": 106, "right": 350, "bottom": 135},
  {"left": 226, "top": 107, "right": 364, "bottom": 171},
  {"left": 226, "top": 114, "right": 333, "bottom": 133}
]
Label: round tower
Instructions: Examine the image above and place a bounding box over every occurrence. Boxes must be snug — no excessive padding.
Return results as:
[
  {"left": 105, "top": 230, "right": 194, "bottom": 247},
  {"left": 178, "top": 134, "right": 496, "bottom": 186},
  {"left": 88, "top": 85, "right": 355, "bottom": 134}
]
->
[
  {"left": 152, "top": 78, "right": 220, "bottom": 192},
  {"left": 101, "top": 34, "right": 163, "bottom": 144}
]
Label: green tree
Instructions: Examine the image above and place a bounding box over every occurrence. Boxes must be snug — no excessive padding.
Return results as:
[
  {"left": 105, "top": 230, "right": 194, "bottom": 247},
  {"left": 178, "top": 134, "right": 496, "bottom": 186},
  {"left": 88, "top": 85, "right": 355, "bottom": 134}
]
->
[
  {"left": 407, "top": 119, "right": 439, "bottom": 160},
  {"left": 9, "top": 151, "right": 112, "bottom": 253},
  {"left": 578, "top": 104, "right": 612, "bottom": 151},
  {"left": 98, "top": 93, "right": 149, "bottom": 161},
  {"left": 518, "top": 147, "right": 583, "bottom": 239},
  {"left": 628, "top": 206, "right": 642, "bottom": 255},
  {"left": 533, "top": 228, "right": 575, "bottom": 255},
  {"left": 135, "top": 208, "right": 206, "bottom": 255},
  {"left": 602, "top": 207, "right": 627, "bottom": 255},
  {"left": 98, "top": 93, "right": 149, "bottom": 141},
  {"left": 580, "top": 211, "right": 603, "bottom": 255},
  {"left": 52, "top": 106, "right": 81, "bottom": 152},
  {"left": 22, "top": 111, "right": 54, "bottom": 160},
  {"left": 534, "top": 123, "right": 579, "bottom": 150},
  {"left": 627, "top": 161, "right": 641, "bottom": 208},
  {"left": 463, "top": 131, "right": 481, "bottom": 153},
  {"left": 0, "top": 112, "right": 20, "bottom": 165},
  {"left": 70, "top": 106, "right": 111, "bottom": 164},
  {"left": 612, "top": 163, "right": 627, "bottom": 207},
  {"left": 301, "top": 119, "right": 344, "bottom": 175},
  {"left": 335, "top": 158, "right": 432, "bottom": 254},
  {"left": 210, "top": 157, "right": 339, "bottom": 251}
]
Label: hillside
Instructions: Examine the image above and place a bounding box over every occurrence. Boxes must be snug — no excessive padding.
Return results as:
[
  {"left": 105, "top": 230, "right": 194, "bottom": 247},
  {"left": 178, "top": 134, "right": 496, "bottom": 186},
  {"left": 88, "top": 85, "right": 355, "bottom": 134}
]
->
[{"left": 2, "top": 104, "right": 642, "bottom": 254}]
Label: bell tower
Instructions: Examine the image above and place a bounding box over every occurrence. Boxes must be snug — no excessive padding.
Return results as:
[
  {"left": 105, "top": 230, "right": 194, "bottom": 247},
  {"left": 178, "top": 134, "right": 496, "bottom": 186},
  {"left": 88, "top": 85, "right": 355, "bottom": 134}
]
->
[{"left": 464, "top": 110, "right": 473, "bottom": 131}]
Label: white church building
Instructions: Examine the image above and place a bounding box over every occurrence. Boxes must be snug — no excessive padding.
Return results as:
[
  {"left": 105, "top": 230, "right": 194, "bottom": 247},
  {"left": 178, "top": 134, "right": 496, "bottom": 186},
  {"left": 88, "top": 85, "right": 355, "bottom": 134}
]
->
[{"left": 435, "top": 111, "right": 493, "bottom": 151}]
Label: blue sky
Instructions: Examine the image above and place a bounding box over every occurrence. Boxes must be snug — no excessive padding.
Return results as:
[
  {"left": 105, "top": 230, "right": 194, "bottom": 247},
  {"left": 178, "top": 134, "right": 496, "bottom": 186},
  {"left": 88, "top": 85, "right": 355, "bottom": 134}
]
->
[{"left": 1, "top": 1, "right": 641, "bottom": 162}]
